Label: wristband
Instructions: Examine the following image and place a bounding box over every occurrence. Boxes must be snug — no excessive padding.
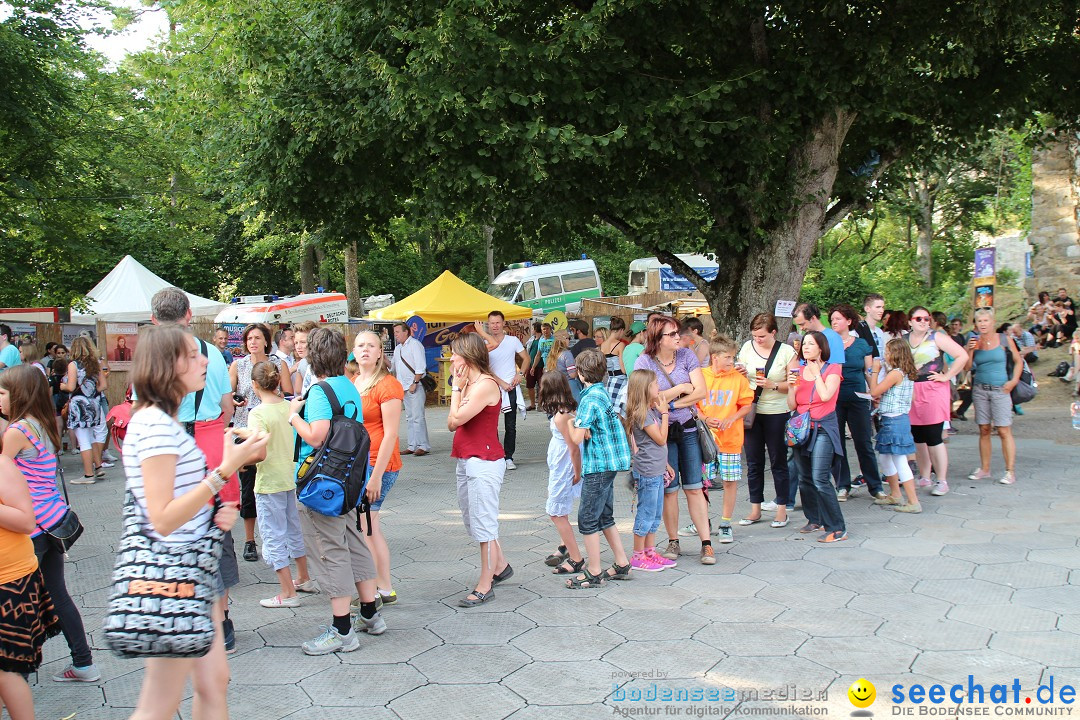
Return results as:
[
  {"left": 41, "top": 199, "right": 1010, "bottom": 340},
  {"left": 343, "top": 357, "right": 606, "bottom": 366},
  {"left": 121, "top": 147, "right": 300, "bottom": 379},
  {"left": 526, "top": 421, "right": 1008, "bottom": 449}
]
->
[
  {"left": 452, "top": 386, "right": 462, "bottom": 392},
  {"left": 289, "top": 412, "right": 300, "bottom": 424},
  {"left": 203, "top": 469, "right": 226, "bottom": 495}
]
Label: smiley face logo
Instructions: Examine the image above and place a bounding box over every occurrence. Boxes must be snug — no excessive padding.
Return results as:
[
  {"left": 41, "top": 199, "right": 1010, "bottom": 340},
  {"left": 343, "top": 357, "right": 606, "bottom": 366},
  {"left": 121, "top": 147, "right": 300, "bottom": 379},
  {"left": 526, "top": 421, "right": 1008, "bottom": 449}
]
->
[{"left": 848, "top": 678, "right": 876, "bottom": 709}]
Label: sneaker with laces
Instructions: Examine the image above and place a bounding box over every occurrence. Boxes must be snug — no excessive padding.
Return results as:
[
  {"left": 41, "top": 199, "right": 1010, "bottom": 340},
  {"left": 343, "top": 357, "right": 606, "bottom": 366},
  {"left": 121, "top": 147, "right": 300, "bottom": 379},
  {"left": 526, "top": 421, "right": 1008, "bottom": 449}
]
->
[
  {"left": 851, "top": 475, "right": 866, "bottom": 487},
  {"left": 71, "top": 476, "right": 96, "bottom": 485},
  {"left": 916, "top": 476, "right": 933, "bottom": 488},
  {"left": 505, "top": 459, "right": 517, "bottom": 470},
  {"left": 930, "top": 479, "right": 949, "bottom": 496},
  {"left": 646, "top": 547, "right": 677, "bottom": 568},
  {"left": 243, "top": 540, "right": 258, "bottom": 562},
  {"left": 893, "top": 503, "right": 923, "bottom": 513},
  {"left": 677, "top": 523, "right": 698, "bottom": 537},
  {"left": 99, "top": 460, "right": 115, "bottom": 469},
  {"left": 998, "top": 471, "right": 1016, "bottom": 485},
  {"left": 260, "top": 594, "right": 300, "bottom": 608},
  {"left": 53, "top": 663, "right": 101, "bottom": 683},
  {"left": 699, "top": 545, "right": 716, "bottom": 565},
  {"left": 302, "top": 626, "right": 360, "bottom": 655},
  {"left": 378, "top": 589, "right": 398, "bottom": 605},
  {"left": 660, "top": 539, "right": 680, "bottom": 560},
  {"left": 836, "top": 488, "right": 849, "bottom": 502},
  {"left": 630, "top": 550, "right": 665, "bottom": 572},
  {"left": 717, "top": 524, "right": 734, "bottom": 544},
  {"left": 968, "top": 468, "right": 991, "bottom": 480},
  {"left": 102, "top": 450, "right": 118, "bottom": 462},
  {"left": 354, "top": 611, "right": 387, "bottom": 635}
]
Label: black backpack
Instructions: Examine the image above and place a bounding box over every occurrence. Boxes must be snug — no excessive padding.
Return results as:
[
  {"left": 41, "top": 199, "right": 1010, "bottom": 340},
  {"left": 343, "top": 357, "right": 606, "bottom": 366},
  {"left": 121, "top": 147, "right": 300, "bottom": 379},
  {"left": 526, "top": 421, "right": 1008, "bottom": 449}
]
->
[
  {"left": 294, "top": 381, "right": 372, "bottom": 534},
  {"left": 1050, "top": 361, "right": 1071, "bottom": 378}
]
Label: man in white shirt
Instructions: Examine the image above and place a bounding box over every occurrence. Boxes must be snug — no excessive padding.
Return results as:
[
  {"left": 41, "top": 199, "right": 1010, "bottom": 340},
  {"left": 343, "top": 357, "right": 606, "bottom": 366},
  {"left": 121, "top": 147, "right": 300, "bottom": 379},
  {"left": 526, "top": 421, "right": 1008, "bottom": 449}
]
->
[
  {"left": 475, "top": 311, "right": 529, "bottom": 470},
  {"left": 273, "top": 327, "right": 297, "bottom": 370},
  {"left": 390, "top": 322, "right": 430, "bottom": 456}
]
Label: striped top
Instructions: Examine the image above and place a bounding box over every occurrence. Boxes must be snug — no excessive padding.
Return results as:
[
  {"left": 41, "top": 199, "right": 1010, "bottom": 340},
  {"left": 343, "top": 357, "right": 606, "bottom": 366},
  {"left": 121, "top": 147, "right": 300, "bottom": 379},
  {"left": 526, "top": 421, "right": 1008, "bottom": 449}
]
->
[
  {"left": 122, "top": 406, "right": 212, "bottom": 544},
  {"left": 12, "top": 420, "right": 66, "bottom": 538}
]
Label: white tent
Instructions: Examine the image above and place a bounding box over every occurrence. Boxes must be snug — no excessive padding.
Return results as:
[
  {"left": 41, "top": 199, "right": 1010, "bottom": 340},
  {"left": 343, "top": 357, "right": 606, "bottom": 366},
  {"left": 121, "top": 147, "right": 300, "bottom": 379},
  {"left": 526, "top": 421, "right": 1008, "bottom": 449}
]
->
[{"left": 70, "top": 255, "right": 227, "bottom": 324}]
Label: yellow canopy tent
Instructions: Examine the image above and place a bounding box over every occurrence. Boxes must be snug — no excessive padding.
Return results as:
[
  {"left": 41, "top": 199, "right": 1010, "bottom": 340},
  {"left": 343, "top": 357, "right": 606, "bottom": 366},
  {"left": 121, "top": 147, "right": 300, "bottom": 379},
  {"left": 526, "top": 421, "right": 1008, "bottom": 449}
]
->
[{"left": 370, "top": 270, "right": 532, "bottom": 322}]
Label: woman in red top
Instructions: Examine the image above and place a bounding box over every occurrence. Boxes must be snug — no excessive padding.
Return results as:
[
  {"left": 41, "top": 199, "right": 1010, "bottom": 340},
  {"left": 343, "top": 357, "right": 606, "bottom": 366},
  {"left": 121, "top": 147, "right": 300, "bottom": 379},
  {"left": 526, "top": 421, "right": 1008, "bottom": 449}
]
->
[
  {"left": 787, "top": 331, "right": 847, "bottom": 543},
  {"left": 353, "top": 331, "right": 405, "bottom": 606},
  {"left": 447, "top": 332, "right": 511, "bottom": 607}
]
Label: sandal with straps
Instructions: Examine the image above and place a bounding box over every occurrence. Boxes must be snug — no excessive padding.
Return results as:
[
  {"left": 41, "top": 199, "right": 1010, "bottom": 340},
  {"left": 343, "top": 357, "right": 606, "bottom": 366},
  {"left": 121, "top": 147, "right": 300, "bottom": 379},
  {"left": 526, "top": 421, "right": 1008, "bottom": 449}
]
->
[
  {"left": 566, "top": 568, "right": 606, "bottom": 589},
  {"left": 606, "top": 562, "right": 633, "bottom": 581},
  {"left": 552, "top": 558, "right": 585, "bottom": 575},
  {"left": 544, "top": 545, "right": 569, "bottom": 567}
]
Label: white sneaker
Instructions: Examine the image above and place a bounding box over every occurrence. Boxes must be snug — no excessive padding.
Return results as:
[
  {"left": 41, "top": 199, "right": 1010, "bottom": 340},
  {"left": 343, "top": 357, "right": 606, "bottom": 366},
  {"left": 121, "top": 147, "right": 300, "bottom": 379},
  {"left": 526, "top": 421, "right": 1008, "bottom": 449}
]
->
[
  {"left": 102, "top": 450, "right": 119, "bottom": 462},
  {"left": 302, "top": 626, "right": 359, "bottom": 655},
  {"left": 677, "top": 523, "right": 698, "bottom": 537},
  {"left": 505, "top": 459, "right": 517, "bottom": 470},
  {"left": 930, "top": 479, "right": 950, "bottom": 496},
  {"left": 760, "top": 501, "right": 778, "bottom": 511},
  {"left": 99, "top": 460, "right": 115, "bottom": 469},
  {"left": 260, "top": 594, "right": 300, "bottom": 608}
]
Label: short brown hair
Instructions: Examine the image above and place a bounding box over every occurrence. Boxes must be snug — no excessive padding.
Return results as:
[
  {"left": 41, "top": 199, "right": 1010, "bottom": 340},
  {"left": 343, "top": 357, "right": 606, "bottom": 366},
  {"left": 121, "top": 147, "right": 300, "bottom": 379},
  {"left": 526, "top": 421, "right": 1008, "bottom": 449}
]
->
[
  {"left": 306, "top": 328, "right": 347, "bottom": 378},
  {"left": 709, "top": 335, "right": 738, "bottom": 356},
  {"left": 749, "top": 313, "right": 778, "bottom": 333},
  {"left": 132, "top": 325, "right": 193, "bottom": 416},
  {"left": 450, "top": 332, "right": 493, "bottom": 376},
  {"left": 575, "top": 348, "right": 607, "bottom": 384},
  {"left": 828, "top": 303, "right": 860, "bottom": 329},
  {"left": 293, "top": 320, "right": 319, "bottom": 336},
  {"left": 242, "top": 323, "right": 272, "bottom": 354}
]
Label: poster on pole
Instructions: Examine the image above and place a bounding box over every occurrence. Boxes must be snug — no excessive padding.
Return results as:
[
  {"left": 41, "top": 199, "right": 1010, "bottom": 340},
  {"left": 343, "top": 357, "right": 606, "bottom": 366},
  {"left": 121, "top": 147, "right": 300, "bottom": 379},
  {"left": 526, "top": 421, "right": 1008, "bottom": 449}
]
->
[
  {"left": 974, "top": 248, "right": 996, "bottom": 279},
  {"left": 105, "top": 323, "right": 139, "bottom": 370},
  {"left": 974, "top": 280, "right": 995, "bottom": 309}
]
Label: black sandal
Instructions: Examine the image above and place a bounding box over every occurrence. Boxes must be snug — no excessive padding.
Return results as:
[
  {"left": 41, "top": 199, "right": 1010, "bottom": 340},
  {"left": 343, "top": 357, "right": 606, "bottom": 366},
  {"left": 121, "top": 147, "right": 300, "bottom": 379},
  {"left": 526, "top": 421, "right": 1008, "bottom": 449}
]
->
[
  {"left": 544, "top": 546, "right": 569, "bottom": 567},
  {"left": 552, "top": 558, "right": 585, "bottom": 575},
  {"left": 459, "top": 588, "right": 494, "bottom": 607},
  {"left": 606, "top": 562, "right": 633, "bottom": 581},
  {"left": 566, "top": 568, "right": 605, "bottom": 589},
  {"left": 492, "top": 564, "right": 514, "bottom": 584}
]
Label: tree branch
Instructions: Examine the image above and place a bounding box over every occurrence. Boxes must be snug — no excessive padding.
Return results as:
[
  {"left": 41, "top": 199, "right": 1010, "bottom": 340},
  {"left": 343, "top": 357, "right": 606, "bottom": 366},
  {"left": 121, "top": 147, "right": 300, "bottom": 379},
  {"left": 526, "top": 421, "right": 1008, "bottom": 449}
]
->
[
  {"left": 653, "top": 247, "right": 717, "bottom": 301},
  {"left": 820, "top": 149, "right": 899, "bottom": 232}
]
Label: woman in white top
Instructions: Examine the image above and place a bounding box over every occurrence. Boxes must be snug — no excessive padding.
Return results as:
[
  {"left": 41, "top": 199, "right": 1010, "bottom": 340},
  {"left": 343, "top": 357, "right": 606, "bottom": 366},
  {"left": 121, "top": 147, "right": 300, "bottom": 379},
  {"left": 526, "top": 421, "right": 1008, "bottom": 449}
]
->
[{"left": 122, "top": 325, "right": 267, "bottom": 720}]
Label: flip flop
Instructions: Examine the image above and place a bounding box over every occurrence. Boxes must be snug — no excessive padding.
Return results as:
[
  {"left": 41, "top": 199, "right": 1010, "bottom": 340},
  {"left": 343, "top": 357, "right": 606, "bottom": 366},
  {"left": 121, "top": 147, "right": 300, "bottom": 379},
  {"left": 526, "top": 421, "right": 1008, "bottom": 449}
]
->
[{"left": 738, "top": 517, "right": 762, "bottom": 526}]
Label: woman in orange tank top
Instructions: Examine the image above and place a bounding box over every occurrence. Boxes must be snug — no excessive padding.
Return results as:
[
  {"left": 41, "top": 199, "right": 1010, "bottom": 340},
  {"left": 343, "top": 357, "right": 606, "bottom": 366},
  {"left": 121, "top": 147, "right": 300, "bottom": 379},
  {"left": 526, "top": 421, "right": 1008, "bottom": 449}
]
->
[{"left": 0, "top": 455, "right": 60, "bottom": 720}]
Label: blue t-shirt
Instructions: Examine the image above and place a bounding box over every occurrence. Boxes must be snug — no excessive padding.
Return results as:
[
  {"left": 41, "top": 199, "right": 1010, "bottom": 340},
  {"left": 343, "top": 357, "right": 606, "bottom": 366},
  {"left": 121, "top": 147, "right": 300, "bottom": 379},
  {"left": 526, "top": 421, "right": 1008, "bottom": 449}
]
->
[
  {"left": 295, "top": 375, "right": 362, "bottom": 477},
  {"left": 820, "top": 328, "right": 846, "bottom": 366},
  {"left": 839, "top": 338, "right": 873, "bottom": 401},
  {"left": 179, "top": 342, "right": 231, "bottom": 422},
  {"left": 0, "top": 344, "right": 21, "bottom": 370},
  {"left": 972, "top": 345, "right": 1009, "bottom": 387}
]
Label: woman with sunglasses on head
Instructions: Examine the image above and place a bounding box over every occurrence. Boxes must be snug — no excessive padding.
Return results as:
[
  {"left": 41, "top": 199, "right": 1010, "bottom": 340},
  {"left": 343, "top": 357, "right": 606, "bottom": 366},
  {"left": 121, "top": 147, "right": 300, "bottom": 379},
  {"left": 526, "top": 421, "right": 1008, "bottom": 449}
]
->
[{"left": 905, "top": 306, "right": 968, "bottom": 498}]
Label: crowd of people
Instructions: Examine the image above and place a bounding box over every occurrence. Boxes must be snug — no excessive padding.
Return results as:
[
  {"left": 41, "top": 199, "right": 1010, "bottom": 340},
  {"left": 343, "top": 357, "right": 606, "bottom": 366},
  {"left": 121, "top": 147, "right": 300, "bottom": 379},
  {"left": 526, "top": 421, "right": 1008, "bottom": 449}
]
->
[{"left": 0, "top": 279, "right": 1062, "bottom": 718}]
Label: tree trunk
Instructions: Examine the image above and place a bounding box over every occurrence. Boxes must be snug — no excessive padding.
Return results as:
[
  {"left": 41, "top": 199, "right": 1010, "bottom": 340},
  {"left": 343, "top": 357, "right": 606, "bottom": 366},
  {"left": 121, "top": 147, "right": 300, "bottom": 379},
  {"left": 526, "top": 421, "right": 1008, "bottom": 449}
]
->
[
  {"left": 299, "top": 234, "right": 316, "bottom": 294},
  {"left": 314, "top": 244, "right": 329, "bottom": 290},
  {"left": 703, "top": 109, "right": 857, "bottom": 337},
  {"left": 483, "top": 224, "right": 495, "bottom": 283},
  {"left": 913, "top": 179, "right": 934, "bottom": 287},
  {"left": 344, "top": 240, "right": 363, "bottom": 317}
]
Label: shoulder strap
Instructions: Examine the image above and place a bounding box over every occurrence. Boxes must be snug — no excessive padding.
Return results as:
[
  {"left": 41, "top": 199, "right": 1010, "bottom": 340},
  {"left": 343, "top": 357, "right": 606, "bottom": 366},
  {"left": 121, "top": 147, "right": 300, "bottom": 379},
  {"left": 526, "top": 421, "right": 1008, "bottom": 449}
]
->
[
  {"left": 649, "top": 354, "right": 679, "bottom": 389},
  {"left": 753, "top": 341, "right": 783, "bottom": 403},
  {"left": 189, "top": 339, "right": 209, "bottom": 420},
  {"left": 399, "top": 354, "right": 417, "bottom": 375},
  {"left": 318, "top": 381, "right": 343, "bottom": 416}
]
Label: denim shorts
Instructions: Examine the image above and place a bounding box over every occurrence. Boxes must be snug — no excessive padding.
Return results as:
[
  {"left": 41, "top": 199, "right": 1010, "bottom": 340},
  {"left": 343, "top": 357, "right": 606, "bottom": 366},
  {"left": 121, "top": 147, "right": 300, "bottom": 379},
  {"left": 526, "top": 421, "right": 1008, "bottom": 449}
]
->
[
  {"left": 632, "top": 472, "right": 664, "bottom": 538},
  {"left": 369, "top": 469, "right": 398, "bottom": 512},
  {"left": 665, "top": 428, "right": 704, "bottom": 494},
  {"left": 578, "top": 471, "right": 616, "bottom": 535}
]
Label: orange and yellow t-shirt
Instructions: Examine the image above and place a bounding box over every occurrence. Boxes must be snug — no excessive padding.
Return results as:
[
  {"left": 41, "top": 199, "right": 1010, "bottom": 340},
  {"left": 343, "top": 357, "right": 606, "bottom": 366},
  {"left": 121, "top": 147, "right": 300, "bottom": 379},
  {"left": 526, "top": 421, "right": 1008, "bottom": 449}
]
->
[{"left": 697, "top": 367, "right": 754, "bottom": 454}]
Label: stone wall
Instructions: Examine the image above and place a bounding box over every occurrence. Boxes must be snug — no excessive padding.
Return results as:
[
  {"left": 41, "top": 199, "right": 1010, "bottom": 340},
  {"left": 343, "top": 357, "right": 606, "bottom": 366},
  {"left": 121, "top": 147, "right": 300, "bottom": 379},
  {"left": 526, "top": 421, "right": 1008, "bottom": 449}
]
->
[{"left": 1026, "top": 134, "right": 1080, "bottom": 296}]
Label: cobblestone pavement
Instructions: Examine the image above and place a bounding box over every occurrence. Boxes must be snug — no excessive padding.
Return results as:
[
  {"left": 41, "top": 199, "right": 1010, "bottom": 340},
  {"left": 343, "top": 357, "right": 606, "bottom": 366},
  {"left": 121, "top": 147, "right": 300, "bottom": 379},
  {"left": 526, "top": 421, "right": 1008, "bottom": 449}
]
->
[{"left": 31, "top": 407, "right": 1080, "bottom": 719}]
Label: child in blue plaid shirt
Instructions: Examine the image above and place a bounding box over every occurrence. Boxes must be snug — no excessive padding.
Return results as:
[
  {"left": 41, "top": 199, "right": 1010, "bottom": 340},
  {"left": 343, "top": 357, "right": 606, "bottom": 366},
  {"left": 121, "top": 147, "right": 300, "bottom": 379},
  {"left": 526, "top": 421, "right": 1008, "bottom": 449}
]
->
[{"left": 564, "top": 349, "right": 632, "bottom": 588}]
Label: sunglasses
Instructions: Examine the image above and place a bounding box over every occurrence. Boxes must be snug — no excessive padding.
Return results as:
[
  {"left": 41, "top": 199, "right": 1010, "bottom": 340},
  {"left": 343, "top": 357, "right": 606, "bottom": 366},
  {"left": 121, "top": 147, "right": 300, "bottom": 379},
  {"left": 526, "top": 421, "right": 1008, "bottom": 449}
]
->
[
  {"left": 911, "top": 316, "right": 931, "bottom": 322},
  {"left": 663, "top": 331, "right": 680, "bottom": 338}
]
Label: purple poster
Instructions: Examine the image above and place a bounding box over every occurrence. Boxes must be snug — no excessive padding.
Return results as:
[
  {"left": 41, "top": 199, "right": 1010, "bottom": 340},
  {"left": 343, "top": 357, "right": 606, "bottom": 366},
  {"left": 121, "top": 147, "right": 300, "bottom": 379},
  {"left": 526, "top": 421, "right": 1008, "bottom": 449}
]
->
[{"left": 974, "top": 248, "right": 996, "bottom": 279}]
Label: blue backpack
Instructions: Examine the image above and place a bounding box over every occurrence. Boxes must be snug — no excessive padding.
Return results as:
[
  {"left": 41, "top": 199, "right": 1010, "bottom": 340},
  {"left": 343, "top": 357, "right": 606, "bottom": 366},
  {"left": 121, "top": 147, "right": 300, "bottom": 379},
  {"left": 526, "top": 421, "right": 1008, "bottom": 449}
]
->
[{"left": 294, "top": 381, "right": 372, "bottom": 533}]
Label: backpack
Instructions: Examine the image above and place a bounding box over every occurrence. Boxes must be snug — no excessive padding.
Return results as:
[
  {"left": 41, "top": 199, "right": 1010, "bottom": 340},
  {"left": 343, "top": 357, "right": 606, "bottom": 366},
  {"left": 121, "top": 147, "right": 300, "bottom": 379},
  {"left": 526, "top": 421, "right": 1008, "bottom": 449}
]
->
[{"left": 293, "top": 381, "right": 373, "bottom": 534}]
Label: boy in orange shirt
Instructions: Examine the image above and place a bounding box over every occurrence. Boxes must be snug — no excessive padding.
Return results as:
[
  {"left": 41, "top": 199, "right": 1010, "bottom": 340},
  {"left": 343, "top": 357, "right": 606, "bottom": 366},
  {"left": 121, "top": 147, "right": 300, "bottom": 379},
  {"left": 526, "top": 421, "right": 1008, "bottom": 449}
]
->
[{"left": 697, "top": 336, "right": 754, "bottom": 544}]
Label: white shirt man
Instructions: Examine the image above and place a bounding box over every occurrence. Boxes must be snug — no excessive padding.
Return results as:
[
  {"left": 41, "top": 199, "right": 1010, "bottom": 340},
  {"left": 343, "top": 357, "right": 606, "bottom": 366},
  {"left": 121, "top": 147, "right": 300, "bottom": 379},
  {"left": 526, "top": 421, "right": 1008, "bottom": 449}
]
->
[
  {"left": 476, "top": 312, "right": 529, "bottom": 469},
  {"left": 273, "top": 328, "right": 297, "bottom": 369},
  {"left": 390, "top": 323, "right": 430, "bottom": 455}
]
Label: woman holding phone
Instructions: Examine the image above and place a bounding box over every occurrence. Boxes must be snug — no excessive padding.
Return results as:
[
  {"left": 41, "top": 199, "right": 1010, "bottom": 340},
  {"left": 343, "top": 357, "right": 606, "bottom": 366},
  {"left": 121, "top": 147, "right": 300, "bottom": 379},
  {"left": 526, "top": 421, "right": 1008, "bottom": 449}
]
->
[{"left": 787, "top": 331, "right": 847, "bottom": 543}]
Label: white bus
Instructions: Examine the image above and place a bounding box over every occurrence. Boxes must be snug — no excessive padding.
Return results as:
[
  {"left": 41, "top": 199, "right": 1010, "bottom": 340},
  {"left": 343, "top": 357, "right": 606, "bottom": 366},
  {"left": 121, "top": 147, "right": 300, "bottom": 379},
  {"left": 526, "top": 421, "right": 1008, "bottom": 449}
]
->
[
  {"left": 627, "top": 254, "right": 718, "bottom": 295},
  {"left": 487, "top": 259, "right": 602, "bottom": 313}
]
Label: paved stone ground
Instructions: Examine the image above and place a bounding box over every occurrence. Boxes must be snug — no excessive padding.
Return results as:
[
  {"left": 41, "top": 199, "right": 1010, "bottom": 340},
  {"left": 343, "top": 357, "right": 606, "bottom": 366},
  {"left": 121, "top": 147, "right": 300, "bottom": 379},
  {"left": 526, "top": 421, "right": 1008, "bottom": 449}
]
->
[{"left": 30, "top": 405, "right": 1080, "bottom": 720}]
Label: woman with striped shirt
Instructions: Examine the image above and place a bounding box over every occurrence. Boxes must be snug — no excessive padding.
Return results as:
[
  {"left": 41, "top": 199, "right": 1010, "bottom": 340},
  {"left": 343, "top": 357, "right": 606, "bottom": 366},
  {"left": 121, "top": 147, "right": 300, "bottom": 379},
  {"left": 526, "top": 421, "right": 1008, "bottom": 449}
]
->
[{"left": 0, "top": 365, "right": 98, "bottom": 682}]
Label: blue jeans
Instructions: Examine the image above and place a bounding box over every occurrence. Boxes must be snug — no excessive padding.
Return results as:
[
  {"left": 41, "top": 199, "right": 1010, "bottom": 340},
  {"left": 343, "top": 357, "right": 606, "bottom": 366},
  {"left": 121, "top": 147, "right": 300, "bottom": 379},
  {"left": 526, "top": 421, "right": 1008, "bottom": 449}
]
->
[
  {"left": 833, "top": 397, "right": 883, "bottom": 494},
  {"left": 664, "top": 427, "right": 703, "bottom": 494},
  {"left": 793, "top": 431, "right": 845, "bottom": 533},
  {"left": 578, "top": 471, "right": 616, "bottom": 535},
  {"left": 632, "top": 472, "right": 664, "bottom": 537}
]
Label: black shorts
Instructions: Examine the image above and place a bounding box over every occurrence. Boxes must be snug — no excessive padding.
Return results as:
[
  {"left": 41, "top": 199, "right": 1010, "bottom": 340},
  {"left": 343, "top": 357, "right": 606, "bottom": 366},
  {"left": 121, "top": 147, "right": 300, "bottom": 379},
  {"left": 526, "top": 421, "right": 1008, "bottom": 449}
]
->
[
  {"left": 911, "top": 422, "right": 944, "bottom": 447},
  {"left": 239, "top": 466, "right": 258, "bottom": 519}
]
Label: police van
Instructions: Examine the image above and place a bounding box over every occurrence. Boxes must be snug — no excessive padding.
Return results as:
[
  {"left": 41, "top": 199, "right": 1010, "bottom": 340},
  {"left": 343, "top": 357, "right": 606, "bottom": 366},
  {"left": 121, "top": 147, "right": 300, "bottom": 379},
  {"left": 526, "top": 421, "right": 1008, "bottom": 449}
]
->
[{"left": 487, "top": 259, "right": 603, "bottom": 313}]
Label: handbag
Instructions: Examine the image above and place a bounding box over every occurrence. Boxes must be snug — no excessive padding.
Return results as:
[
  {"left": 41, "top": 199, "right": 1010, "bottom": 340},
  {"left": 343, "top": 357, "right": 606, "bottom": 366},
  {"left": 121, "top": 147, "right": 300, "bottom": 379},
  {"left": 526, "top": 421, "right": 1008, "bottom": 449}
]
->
[
  {"left": 785, "top": 375, "right": 817, "bottom": 448},
  {"left": 1001, "top": 334, "right": 1037, "bottom": 405},
  {"left": 103, "top": 490, "right": 223, "bottom": 658},
  {"left": 400, "top": 354, "right": 436, "bottom": 394},
  {"left": 744, "top": 340, "right": 782, "bottom": 429},
  {"left": 38, "top": 466, "right": 84, "bottom": 551}
]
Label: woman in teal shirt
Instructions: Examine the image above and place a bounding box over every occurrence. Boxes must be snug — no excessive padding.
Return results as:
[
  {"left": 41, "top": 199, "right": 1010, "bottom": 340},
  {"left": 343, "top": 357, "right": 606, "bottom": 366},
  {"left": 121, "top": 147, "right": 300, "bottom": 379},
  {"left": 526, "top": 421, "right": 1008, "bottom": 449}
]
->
[{"left": 966, "top": 308, "right": 1023, "bottom": 485}]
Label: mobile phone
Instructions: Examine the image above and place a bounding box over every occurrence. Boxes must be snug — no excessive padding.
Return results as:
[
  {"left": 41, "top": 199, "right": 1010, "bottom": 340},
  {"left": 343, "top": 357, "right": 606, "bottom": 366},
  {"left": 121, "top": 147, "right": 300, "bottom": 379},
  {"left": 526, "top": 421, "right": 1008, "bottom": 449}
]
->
[{"left": 233, "top": 393, "right": 245, "bottom": 404}]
